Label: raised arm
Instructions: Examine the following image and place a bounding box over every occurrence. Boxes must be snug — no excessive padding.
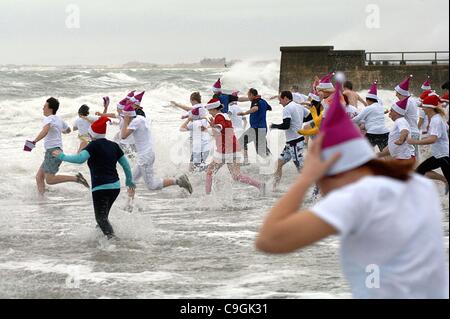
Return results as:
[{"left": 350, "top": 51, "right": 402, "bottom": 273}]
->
[
  {"left": 54, "top": 150, "right": 90, "bottom": 164},
  {"left": 171, "top": 101, "right": 193, "bottom": 112},
  {"left": 33, "top": 124, "right": 50, "bottom": 144}
]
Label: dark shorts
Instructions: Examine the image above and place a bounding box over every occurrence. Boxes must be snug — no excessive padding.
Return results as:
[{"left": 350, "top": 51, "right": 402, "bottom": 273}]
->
[
  {"left": 417, "top": 156, "right": 450, "bottom": 184},
  {"left": 366, "top": 133, "right": 389, "bottom": 152},
  {"left": 41, "top": 147, "right": 63, "bottom": 174}
]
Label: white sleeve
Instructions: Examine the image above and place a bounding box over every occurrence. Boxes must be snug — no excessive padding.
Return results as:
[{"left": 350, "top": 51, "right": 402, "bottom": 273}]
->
[
  {"left": 311, "top": 186, "right": 364, "bottom": 236},
  {"left": 282, "top": 107, "right": 291, "bottom": 119},
  {"left": 128, "top": 118, "right": 139, "bottom": 131},
  {"left": 62, "top": 120, "right": 69, "bottom": 131},
  {"left": 397, "top": 119, "right": 410, "bottom": 133},
  {"left": 187, "top": 122, "right": 193, "bottom": 131},
  {"left": 428, "top": 118, "right": 442, "bottom": 138},
  {"left": 352, "top": 107, "right": 369, "bottom": 124},
  {"left": 42, "top": 117, "right": 53, "bottom": 127}
]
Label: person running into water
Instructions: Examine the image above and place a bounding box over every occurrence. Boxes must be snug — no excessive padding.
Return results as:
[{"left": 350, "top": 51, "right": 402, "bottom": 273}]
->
[
  {"left": 180, "top": 108, "right": 211, "bottom": 172},
  {"left": 73, "top": 104, "right": 99, "bottom": 153},
  {"left": 352, "top": 81, "right": 390, "bottom": 152},
  {"left": 256, "top": 84, "right": 449, "bottom": 299},
  {"left": 171, "top": 92, "right": 209, "bottom": 120},
  {"left": 237, "top": 88, "right": 272, "bottom": 165},
  {"left": 32, "top": 97, "right": 90, "bottom": 196},
  {"left": 271, "top": 91, "right": 307, "bottom": 190},
  {"left": 211, "top": 78, "right": 249, "bottom": 114},
  {"left": 394, "top": 76, "right": 421, "bottom": 159},
  {"left": 121, "top": 102, "right": 193, "bottom": 194},
  {"left": 343, "top": 81, "right": 368, "bottom": 108},
  {"left": 377, "top": 97, "right": 415, "bottom": 161},
  {"left": 205, "top": 98, "right": 265, "bottom": 195},
  {"left": 53, "top": 117, "right": 135, "bottom": 240},
  {"left": 408, "top": 94, "right": 449, "bottom": 193}
]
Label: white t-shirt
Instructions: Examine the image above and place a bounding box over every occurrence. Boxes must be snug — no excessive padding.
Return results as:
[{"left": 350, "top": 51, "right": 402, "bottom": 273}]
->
[
  {"left": 352, "top": 103, "right": 389, "bottom": 135},
  {"left": 418, "top": 109, "right": 429, "bottom": 134},
  {"left": 293, "top": 92, "right": 308, "bottom": 104},
  {"left": 282, "top": 102, "right": 305, "bottom": 142},
  {"left": 404, "top": 97, "right": 420, "bottom": 136},
  {"left": 128, "top": 115, "right": 154, "bottom": 154},
  {"left": 428, "top": 114, "right": 449, "bottom": 158},
  {"left": 228, "top": 104, "right": 246, "bottom": 131},
  {"left": 311, "top": 175, "right": 449, "bottom": 299},
  {"left": 388, "top": 117, "right": 414, "bottom": 159},
  {"left": 345, "top": 105, "right": 359, "bottom": 119},
  {"left": 74, "top": 115, "right": 99, "bottom": 136},
  {"left": 187, "top": 119, "right": 210, "bottom": 153},
  {"left": 42, "top": 115, "right": 69, "bottom": 150}
]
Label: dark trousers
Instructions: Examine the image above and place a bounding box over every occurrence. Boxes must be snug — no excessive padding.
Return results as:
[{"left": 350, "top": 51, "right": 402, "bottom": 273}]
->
[
  {"left": 417, "top": 156, "right": 450, "bottom": 184},
  {"left": 92, "top": 189, "right": 120, "bottom": 238},
  {"left": 238, "top": 128, "right": 271, "bottom": 158},
  {"left": 366, "top": 133, "right": 389, "bottom": 152}
]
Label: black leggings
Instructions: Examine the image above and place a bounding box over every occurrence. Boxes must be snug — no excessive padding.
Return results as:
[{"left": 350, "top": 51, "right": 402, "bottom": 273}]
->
[
  {"left": 238, "top": 128, "right": 271, "bottom": 158},
  {"left": 417, "top": 156, "right": 450, "bottom": 184},
  {"left": 92, "top": 189, "right": 120, "bottom": 238}
]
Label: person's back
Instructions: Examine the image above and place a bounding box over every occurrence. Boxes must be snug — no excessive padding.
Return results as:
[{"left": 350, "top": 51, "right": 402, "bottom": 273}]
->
[
  {"left": 284, "top": 102, "right": 304, "bottom": 142},
  {"left": 314, "top": 174, "right": 448, "bottom": 299},
  {"left": 84, "top": 138, "right": 123, "bottom": 189},
  {"left": 354, "top": 103, "right": 388, "bottom": 134},
  {"left": 43, "top": 115, "right": 69, "bottom": 150},
  {"left": 128, "top": 115, "right": 154, "bottom": 154},
  {"left": 405, "top": 98, "right": 420, "bottom": 136}
]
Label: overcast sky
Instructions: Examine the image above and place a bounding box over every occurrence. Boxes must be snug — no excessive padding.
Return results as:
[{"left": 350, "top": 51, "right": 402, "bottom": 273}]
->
[{"left": 0, "top": 0, "right": 448, "bottom": 65}]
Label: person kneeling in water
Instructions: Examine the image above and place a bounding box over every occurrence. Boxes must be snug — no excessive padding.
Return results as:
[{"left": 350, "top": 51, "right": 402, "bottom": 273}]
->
[{"left": 53, "top": 117, "right": 135, "bottom": 240}]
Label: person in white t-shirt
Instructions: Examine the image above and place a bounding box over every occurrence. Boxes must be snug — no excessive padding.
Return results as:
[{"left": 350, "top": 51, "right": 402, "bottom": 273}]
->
[
  {"left": 227, "top": 96, "right": 248, "bottom": 138},
  {"left": 270, "top": 91, "right": 306, "bottom": 190},
  {"left": 180, "top": 116, "right": 211, "bottom": 172},
  {"left": 257, "top": 85, "right": 448, "bottom": 299},
  {"left": 121, "top": 105, "right": 193, "bottom": 195},
  {"left": 31, "top": 97, "right": 90, "bottom": 196},
  {"left": 73, "top": 105, "right": 99, "bottom": 153},
  {"left": 377, "top": 98, "right": 415, "bottom": 161},
  {"left": 408, "top": 94, "right": 449, "bottom": 192}
]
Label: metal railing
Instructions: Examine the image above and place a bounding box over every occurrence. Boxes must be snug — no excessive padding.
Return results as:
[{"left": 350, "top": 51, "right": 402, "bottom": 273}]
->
[{"left": 366, "top": 51, "right": 449, "bottom": 65}]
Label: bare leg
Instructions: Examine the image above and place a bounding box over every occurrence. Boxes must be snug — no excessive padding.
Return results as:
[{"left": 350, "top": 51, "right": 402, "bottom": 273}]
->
[
  {"left": 425, "top": 171, "right": 448, "bottom": 185},
  {"left": 273, "top": 159, "right": 286, "bottom": 190},
  {"left": 45, "top": 174, "right": 78, "bottom": 185},
  {"left": 163, "top": 179, "right": 177, "bottom": 188},
  {"left": 206, "top": 162, "right": 223, "bottom": 194},
  {"left": 227, "top": 163, "right": 262, "bottom": 189},
  {"left": 36, "top": 167, "right": 46, "bottom": 196}
]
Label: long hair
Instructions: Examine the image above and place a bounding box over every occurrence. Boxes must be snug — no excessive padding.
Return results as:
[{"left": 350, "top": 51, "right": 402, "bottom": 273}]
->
[{"left": 362, "top": 159, "right": 415, "bottom": 181}]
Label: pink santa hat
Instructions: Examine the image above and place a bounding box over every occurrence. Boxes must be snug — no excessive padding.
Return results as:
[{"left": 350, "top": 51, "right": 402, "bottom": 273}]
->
[
  {"left": 212, "top": 78, "right": 222, "bottom": 93},
  {"left": 366, "top": 81, "right": 379, "bottom": 101},
  {"left": 421, "top": 76, "right": 432, "bottom": 91},
  {"left": 391, "top": 96, "right": 410, "bottom": 116},
  {"left": 321, "top": 83, "right": 376, "bottom": 176},
  {"left": 117, "top": 97, "right": 128, "bottom": 110},
  {"left": 121, "top": 102, "right": 137, "bottom": 117},
  {"left": 126, "top": 90, "right": 136, "bottom": 100},
  {"left": 316, "top": 72, "right": 335, "bottom": 91},
  {"left": 395, "top": 75, "right": 413, "bottom": 97},
  {"left": 130, "top": 91, "right": 145, "bottom": 106}
]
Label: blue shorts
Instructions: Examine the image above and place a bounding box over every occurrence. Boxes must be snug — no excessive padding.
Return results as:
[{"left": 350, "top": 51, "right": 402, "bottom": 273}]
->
[{"left": 41, "top": 147, "right": 63, "bottom": 174}]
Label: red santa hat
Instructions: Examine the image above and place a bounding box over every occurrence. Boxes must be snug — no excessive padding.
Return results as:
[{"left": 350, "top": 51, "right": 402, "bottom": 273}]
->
[
  {"left": 441, "top": 92, "right": 449, "bottom": 103},
  {"left": 421, "top": 77, "right": 432, "bottom": 91},
  {"left": 316, "top": 72, "right": 335, "bottom": 91},
  {"left": 366, "top": 81, "right": 379, "bottom": 101},
  {"left": 130, "top": 91, "right": 145, "bottom": 106},
  {"left": 395, "top": 75, "right": 413, "bottom": 97},
  {"left": 321, "top": 83, "right": 376, "bottom": 176},
  {"left": 212, "top": 78, "right": 222, "bottom": 93},
  {"left": 88, "top": 117, "right": 111, "bottom": 139},
  {"left": 391, "top": 96, "right": 410, "bottom": 116},
  {"left": 205, "top": 98, "right": 222, "bottom": 110},
  {"left": 421, "top": 94, "right": 441, "bottom": 109}
]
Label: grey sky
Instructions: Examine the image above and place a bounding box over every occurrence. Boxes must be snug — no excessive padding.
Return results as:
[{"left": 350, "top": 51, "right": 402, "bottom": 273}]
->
[{"left": 0, "top": 0, "right": 448, "bottom": 65}]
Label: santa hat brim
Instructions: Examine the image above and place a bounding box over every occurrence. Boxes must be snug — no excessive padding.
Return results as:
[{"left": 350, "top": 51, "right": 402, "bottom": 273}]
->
[
  {"left": 308, "top": 93, "right": 321, "bottom": 102},
  {"left": 88, "top": 127, "right": 106, "bottom": 139},
  {"left": 392, "top": 104, "right": 407, "bottom": 115},
  {"left": 421, "top": 104, "right": 439, "bottom": 109},
  {"left": 212, "top": 87, "right": 222, "bottom": 93},
  {"left": 122, "top": 110, "right": 137, "bottom": 117},
  {"left": 317, "top": 83, "right": 335, "bottom": 90},
  {"left": 366, "top": 94, "right": 379, "bottom": 101},
  {"left": 395, "top": 86, "right": 411, "bottom": 97},
  {"left": 206, "top": 101, "right": 222, "bottom": 110},
  {"left": 323, "top": 138, "right": 376, "bottom": 176},
  {"left": 421, "top": 85, "right": 432, "bottom": 90}
]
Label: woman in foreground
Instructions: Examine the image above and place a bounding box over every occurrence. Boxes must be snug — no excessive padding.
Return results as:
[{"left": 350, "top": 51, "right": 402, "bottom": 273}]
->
[{"left": 256, "top": 85, "right": 449, "bottom": 299}]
